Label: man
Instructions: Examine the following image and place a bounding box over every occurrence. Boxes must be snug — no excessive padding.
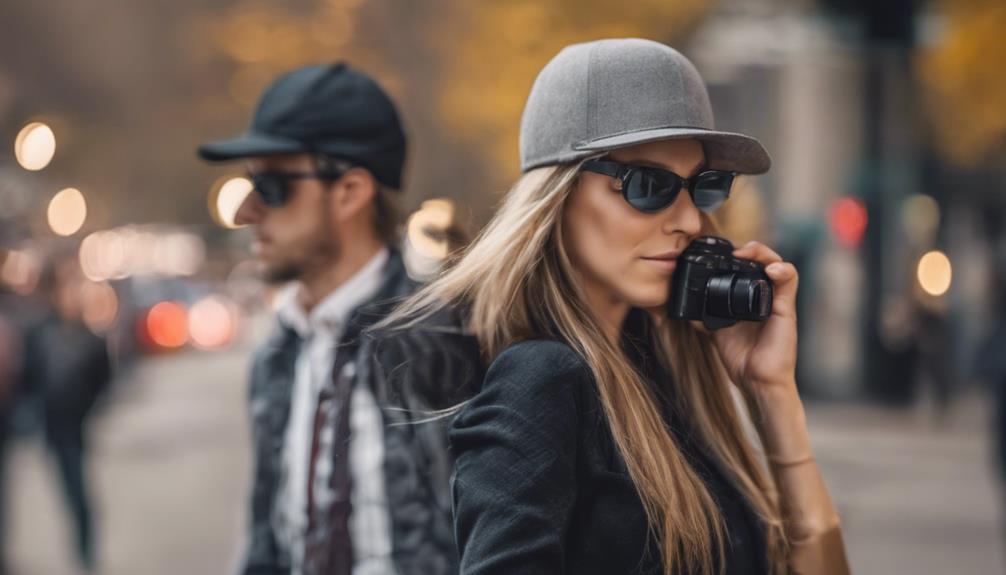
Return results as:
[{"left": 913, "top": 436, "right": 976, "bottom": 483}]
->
[{"left": 198, "top": 63, "right": 425, "bottom": 575}]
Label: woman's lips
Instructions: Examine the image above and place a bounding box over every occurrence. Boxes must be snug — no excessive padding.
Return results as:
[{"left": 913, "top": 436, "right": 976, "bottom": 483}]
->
[{"left": 640, "top": 255, "right": 678, "bottom": 272}]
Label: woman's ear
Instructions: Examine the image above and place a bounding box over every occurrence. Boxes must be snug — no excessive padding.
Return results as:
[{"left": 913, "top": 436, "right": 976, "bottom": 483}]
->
[{"left": 329, "top": 168, "right": 377, "bottom": 224}]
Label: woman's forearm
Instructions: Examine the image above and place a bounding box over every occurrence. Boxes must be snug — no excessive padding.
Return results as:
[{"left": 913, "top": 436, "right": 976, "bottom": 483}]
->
[{"left": 754, "top": 383, "right": 842, "bottom": 542}]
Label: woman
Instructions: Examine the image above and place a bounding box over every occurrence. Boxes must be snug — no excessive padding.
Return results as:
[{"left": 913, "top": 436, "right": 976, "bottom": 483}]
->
[{"left": 389, "top": 38, "right": 848, "bottom": 574}]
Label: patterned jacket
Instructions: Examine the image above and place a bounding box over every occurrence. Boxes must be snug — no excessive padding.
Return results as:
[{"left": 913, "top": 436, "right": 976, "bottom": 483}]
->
[
  {"left": 239, "top": 250, "right": 483, "bottom": 575},
  {"left": 354, "top": 304, "right": 483, "bottom": 573}
]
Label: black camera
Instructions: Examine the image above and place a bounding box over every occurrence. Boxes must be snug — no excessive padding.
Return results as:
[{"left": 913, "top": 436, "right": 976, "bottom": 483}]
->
[{"left": 667, "top": 236, "right": 773, "bottom": 331}]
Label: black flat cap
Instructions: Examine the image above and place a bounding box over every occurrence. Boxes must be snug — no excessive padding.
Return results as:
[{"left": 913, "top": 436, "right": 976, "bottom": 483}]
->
[{"left": 198, "top": 62, "right": 407, "bottom": 189}]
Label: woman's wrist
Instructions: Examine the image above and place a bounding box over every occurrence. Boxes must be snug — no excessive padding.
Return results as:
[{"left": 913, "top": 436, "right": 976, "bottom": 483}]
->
[
  {"left": 749, "top": 375, "right": 800, "bottom": 401},
  {"left": 751, "top": 380, "right": 815, "bottom": 463}
]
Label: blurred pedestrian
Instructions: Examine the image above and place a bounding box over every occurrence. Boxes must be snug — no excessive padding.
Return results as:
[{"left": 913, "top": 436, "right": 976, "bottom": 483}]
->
[
  {"left": 0, "top": 311, "right": 16, "bottom": 409},
  {"left": 0, "top": 282, "right": 23, "bottom": 575},
  {"left": 916, "top": 303, "right": 954, "bottom": 420},
  {"left": 0, "top": 248, "right": 57, "bottom": 575},
  {"left": 199, "top": 62, "right": 450, "bottom": 575},
  {"left": 33, "top": 255, "right": 112, "bottom": 573},
  {"left": 976, "top": 252, "right": 1006, "bottom": 542}
]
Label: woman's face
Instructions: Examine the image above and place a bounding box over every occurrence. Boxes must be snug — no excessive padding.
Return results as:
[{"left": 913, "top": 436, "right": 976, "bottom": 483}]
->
[{"left": 562, "top": 138, "right": 705, "bottom": 313}]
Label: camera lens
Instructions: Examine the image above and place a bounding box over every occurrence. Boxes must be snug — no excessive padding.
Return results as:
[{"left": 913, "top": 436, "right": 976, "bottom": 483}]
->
[
  {"left": 731, "top": 277, "right": 772, "bottom": 319},
  {"left": 705, "top": 274, "right": 773, "bottom": 320},
  {"left": 705, "top": 273, "right": 736, "bottom": 318}
]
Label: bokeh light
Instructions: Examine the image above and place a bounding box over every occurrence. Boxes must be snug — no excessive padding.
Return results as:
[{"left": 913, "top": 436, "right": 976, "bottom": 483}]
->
[
  {"left": 80, "top": 281, "right": 119, "bottom": 333},
  {"left": 79, "top": 227, "right": 205, "bottom": 281},
  {"left": 47, "top": 188, "right": 87, "bottom": 236},
  {"left": 210, "top": 176, "right": 253, "bottom": 228},
  {"left": 828, "top": 197, "right": 868, "bottom": 248},
  {"left": 79, "top": 230, "right": 125, "bottom": 282},
  {"left": 0, "top": 249, "right": 41, "bottom": 294},
  {"left": 404, "top": 198, "right": 458, "bottom": 279},
  {"left": 14, "top": 122, "right": 56, "bottom": 171},
  {"left": 121, "top": 228, "right": 159, "bottom": 276},
  {"left": 153, "top": 232, "right": 205, "bottom": 276},
  {"left": 917, "top": 250, "right": 952, "bottom": 296},
  {"left": 144, "top": 301, "right": 189, "bottom": 349},
  {"left": 188, "top": 296, "right": 237, "bottom": 349},
  {"left": 406, "top": 198, "right": 456, "bottom": 260}
]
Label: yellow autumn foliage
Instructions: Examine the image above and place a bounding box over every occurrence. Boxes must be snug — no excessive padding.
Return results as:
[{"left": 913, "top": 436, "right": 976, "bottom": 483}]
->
[
  {"left": 918, "top": 0, "right": 1006, "bottom": 166},
  {"left": 437, "top": 0, "right": 711, "bottom": 177}
]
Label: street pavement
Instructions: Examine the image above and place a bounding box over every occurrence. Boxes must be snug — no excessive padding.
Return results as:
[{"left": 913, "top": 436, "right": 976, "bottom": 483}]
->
[
  {"left": 6, "top": 347, "right": 1004, "bottom": 574},
  {"left": 810, "top": 394, "right": 1004, "bottom": 574},
  {"left": 7, "top": 347, "right": 253, "bottom": 575}
]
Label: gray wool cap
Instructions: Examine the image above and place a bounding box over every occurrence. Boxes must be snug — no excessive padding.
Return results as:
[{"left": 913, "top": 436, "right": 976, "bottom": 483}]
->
[{"left": 519, "top": 38, "right": 771, "bottom": 174}]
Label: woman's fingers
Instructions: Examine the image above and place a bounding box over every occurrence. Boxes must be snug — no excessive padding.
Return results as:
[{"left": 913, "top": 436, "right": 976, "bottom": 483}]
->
[
  {"left": 732, "top": 241, "right": 798, "bottom": 319},
  {"left": 765, "top": 261, "right": 799, "bottom": 318},
  {"left": 732, "top": 240, "right": 783, "bottom": 266}
]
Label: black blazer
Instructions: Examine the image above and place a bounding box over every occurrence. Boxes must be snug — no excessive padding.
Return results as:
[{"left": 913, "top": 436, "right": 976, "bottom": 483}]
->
[{"left": 449, "top": 312, "right": 768, "bottom": 575}]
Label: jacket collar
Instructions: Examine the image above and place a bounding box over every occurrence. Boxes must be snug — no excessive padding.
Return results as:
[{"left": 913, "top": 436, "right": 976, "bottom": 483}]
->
[
  {"left": 340, "top": 246, "right": 418, "bottom": 348},
  {"left": 261, "top": 246, "right": 416, "bottom": 352},
  {"left": 275, "top": 248, "right": 390, "bottom": 339}
]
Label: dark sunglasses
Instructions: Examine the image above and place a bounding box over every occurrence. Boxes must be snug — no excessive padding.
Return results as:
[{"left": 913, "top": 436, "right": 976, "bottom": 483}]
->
[
  {"left": 581, "top": 159, "right": 735, "bottom": 214},
  {"left": 247, "top": 170, "right": 345, "bottom": 207}
]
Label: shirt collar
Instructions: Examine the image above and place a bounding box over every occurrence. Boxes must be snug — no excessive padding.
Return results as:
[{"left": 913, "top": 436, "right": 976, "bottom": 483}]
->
[{"left": 275, "top": 247, "right": 390, "bottom": 339}]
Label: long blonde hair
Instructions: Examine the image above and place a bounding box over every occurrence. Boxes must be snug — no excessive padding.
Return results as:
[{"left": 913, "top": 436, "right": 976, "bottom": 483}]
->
[{"left": 384, "top": 162, "right": 789, "bottom": 574}]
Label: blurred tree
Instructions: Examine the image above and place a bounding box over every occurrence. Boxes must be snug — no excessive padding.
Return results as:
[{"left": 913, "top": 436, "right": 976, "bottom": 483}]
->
[
  {"left": 437, "top": 0, "right": 711, "bottom": 180},
  {"left": 918, "top": 0, "right": 1006, "bottom": 167},
  {"left": 0, "top": 0, "right": 713, "bottom": 230},
  {"left": 193, "top": 0, "right": 479, "bottom": 220},
  {"left": 193, "top": 0, "right": 374, "bottom": 110},
  {"left": 196, "top": 0, "right": 712, "bottom": 222}
]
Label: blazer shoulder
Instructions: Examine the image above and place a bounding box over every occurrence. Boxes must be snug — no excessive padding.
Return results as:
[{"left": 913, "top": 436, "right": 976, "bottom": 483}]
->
[
  {"left": 451, "top": 338, "right": 593, "bottom": 471},
  {"left": 478, "top": 339, "right": 593, "bottom": 409},
  {"left": 491, "top": 338, "right": 587, "bottom": 374}
]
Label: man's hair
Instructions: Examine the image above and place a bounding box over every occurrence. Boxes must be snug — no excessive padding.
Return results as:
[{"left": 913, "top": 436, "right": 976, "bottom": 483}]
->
[{"left": 315, "top": 155, "right": 400, "bottom": 245}]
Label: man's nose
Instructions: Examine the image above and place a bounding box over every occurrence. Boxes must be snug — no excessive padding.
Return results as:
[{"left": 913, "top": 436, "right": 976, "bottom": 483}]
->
[{"left": 234, "top": 191, "right": 266, "bottom": 226}]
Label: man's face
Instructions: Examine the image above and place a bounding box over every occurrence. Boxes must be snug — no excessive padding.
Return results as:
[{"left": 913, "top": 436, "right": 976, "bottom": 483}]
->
[{"left": 236, "top": 154, "right": 338, "bottom": 284}]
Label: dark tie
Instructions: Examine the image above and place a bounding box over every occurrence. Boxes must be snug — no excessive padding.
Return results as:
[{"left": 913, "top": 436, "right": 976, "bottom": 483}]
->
[{"left": 302, "top": 340, "right": 356, "bottom": 575}]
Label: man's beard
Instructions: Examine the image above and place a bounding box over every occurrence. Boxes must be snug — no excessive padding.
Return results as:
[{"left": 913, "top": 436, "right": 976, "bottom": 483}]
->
[
  {"left": 258, "top": 238, "right": 338, "bottom": 286},
  {"left": 259, "top": 260, "right": 303, "bottom": 285}
]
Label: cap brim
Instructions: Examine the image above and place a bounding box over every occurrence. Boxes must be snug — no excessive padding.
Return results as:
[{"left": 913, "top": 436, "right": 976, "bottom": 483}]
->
[
  {"left": 197, "top": 132, "right": 307, "bottom": 162},
  {"left": 574, "top": 128, "right": 771, "bottom": 175}
]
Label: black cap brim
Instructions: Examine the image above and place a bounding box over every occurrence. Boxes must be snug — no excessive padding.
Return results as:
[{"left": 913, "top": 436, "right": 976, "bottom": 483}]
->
[{"left": 197, "top": 132, "right": 308, "bottom": 162}]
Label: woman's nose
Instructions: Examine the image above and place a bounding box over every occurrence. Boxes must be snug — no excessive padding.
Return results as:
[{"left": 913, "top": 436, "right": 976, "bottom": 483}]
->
[{"left": 660, "top": 190, "right": 703, "bottom": 237}]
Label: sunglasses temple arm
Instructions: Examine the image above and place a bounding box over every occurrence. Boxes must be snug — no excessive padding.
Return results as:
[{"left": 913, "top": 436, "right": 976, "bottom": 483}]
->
[{"left": 582, "top": 160, "right": 623, "bottom": 178}]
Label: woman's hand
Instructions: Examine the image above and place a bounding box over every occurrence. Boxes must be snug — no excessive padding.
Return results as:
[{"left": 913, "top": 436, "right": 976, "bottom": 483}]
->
[{"left": 693, "top": 240, "right": 800, "bottom": 398}]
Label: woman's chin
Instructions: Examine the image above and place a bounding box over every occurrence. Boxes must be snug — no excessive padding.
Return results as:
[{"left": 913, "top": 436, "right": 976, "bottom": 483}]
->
[{"left": 622, "top": 286, "right": 668, "bottom": 311}]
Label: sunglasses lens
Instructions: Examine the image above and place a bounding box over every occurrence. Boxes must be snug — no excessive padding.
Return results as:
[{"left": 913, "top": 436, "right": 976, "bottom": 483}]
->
[
  {"left": 624, "top": 169, "right": 682, "bottom": 213},
  {"left": 692, "top": 172, "right": 733, "bottom": 213},
  {"left": 252, "top": 175, "right": 287, "bottom": 207}
]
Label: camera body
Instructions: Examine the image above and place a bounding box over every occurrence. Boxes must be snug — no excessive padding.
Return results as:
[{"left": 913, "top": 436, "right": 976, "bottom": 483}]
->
[{"left": 668, "top": 236, "right": 773, "bottom": 331}]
